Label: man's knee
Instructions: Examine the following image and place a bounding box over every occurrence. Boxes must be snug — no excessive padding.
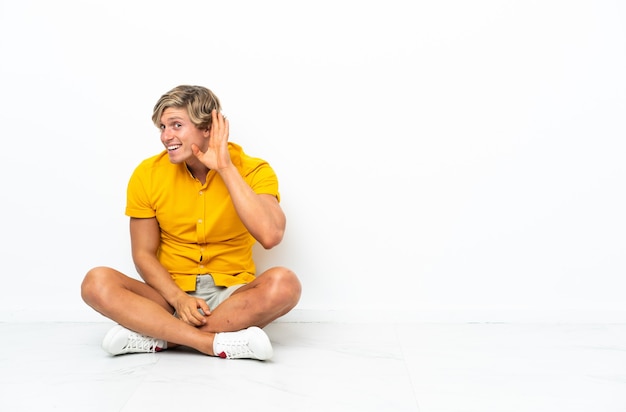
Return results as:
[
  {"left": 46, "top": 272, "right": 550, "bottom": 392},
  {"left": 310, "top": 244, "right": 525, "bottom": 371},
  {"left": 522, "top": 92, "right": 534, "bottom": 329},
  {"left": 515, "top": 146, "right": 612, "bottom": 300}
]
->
[
  {"left": 81, "top": 266, "right": 115, "bottom": 305},
  {"left": 265, "top": 266, "right": 302, "bottom": 305}
]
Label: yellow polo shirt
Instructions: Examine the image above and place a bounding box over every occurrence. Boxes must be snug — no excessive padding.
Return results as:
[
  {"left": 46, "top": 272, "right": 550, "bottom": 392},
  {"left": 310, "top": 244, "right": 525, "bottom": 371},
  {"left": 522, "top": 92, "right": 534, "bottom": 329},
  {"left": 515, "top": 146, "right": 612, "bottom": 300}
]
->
[{"left": 125, "top": 142, "right": 280, "bottom": 291}]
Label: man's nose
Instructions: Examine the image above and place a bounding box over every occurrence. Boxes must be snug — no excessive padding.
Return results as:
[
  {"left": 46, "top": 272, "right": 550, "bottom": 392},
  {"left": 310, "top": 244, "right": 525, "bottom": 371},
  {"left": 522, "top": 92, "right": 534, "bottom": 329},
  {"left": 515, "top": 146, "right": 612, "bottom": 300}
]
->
[{"left": 161, "top": 128, "right": 173, "bottom": 142}]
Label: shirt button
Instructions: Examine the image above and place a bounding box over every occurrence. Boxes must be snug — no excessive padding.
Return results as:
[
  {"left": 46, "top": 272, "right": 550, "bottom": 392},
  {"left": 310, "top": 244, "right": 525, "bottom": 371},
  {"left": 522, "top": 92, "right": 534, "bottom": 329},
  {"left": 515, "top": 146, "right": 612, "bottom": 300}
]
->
[
  {"left": 199, "top": 265, "right": 204, "bottom": 268},
  {"left": 198, "top": 219, "right": 203, "bottom": 223},
  {"left": 199, "top": 191, "right": 203, "bottom": 195}
]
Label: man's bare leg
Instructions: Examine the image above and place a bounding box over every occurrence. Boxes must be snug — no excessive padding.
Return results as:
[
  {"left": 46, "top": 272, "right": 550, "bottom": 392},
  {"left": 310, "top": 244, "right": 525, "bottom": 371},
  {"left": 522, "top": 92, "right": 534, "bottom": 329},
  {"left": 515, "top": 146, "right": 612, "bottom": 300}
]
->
[
  {"left": 198, "top": 266, "right": 302, "bottom": 333},
  {"left": 81, "top": 266, "right": 217, "bottom": 355}
]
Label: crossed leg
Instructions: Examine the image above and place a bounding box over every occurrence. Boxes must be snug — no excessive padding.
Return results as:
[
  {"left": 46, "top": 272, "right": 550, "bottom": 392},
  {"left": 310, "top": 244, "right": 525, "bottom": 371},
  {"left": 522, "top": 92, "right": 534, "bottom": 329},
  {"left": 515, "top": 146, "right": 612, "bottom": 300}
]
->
[{"left": 80, "top": 266, "right": 301, "bottom": 356}]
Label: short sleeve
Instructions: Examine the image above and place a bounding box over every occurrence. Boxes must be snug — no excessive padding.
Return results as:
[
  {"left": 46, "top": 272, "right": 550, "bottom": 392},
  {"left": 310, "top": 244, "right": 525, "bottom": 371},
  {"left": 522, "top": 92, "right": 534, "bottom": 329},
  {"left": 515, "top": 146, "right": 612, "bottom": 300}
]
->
[{"left": 125, "top": 161, "right": 156, "bottom": 218}]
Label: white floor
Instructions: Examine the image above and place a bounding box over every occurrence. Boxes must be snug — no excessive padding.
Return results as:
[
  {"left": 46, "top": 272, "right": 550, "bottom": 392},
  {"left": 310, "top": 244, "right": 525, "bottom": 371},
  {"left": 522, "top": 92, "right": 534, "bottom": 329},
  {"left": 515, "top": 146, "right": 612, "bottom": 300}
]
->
[{"left": 0, "top": 322, "right": 625, "bottom": 411}]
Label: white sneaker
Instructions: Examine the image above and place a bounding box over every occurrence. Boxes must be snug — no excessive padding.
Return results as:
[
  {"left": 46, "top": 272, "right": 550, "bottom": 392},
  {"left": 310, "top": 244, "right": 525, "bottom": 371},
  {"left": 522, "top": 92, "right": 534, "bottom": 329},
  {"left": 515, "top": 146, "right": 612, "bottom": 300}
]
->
[
  {"left": 213, "top": 326, "right": 273, "bottom": 360},
  {"left": 102, "top": 324, "right": 167, "bottom": 356}
]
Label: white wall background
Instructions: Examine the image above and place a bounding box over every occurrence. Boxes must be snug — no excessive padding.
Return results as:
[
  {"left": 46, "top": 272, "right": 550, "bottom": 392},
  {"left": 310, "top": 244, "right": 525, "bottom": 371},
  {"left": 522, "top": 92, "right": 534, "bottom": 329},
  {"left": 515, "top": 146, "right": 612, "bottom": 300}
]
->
[{"left": 1, "top": 0, "right": 624, "bottom": 323}]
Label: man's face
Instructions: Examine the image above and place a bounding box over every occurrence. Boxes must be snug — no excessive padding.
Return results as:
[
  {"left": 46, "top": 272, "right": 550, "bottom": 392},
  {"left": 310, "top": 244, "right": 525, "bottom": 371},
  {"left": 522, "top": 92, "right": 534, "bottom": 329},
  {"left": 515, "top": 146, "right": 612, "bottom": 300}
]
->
[{"left": 159, "top": 107, "right": 209, "bottom": 164}]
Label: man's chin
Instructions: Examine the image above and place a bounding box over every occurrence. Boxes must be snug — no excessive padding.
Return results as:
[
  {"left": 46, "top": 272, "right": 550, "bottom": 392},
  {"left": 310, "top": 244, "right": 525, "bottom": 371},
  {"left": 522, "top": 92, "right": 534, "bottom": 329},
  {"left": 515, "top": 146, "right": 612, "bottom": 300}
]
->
[{"left": 166, "top": 151, "right": 185, "bottom": 164}]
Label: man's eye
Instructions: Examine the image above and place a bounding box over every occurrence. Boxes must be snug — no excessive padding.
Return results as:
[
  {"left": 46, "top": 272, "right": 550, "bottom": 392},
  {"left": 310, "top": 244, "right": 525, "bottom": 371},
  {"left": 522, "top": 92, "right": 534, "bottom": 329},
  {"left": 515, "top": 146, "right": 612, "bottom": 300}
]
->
[
  {"left": 175, "top": 123, "right": 182, "bottom": 128},
  {"left": 159, "top": 125, "right": 165, "bottom": 130}
]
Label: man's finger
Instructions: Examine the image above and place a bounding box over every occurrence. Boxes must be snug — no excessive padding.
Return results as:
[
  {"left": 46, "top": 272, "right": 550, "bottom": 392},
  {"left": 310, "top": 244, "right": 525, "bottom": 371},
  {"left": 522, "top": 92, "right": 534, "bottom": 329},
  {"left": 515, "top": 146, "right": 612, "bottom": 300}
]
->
[
  {"left": 198, "top": 299, "right": 211, "bottom": 316},
  {"left": 191, "top": 143, "right": 202, "bottom": 157}
]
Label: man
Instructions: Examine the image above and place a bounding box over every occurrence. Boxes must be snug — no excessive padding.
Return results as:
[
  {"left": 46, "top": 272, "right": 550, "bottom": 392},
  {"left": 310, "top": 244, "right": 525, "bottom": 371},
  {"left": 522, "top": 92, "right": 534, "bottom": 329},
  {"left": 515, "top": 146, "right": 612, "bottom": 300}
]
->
[{"left": 81, "top": 85, "right": 301, "bottom": 360}]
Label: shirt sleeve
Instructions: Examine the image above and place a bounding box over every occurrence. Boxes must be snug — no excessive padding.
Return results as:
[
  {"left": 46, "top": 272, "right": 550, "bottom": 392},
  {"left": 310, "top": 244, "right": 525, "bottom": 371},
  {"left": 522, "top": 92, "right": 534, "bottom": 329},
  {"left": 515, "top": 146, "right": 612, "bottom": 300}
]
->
[
  {"left": 245, "top": 161, "right": 281, "bottom": 202},
  {"left": 125, "top": 162, "right": 157, "bottom": 218}
]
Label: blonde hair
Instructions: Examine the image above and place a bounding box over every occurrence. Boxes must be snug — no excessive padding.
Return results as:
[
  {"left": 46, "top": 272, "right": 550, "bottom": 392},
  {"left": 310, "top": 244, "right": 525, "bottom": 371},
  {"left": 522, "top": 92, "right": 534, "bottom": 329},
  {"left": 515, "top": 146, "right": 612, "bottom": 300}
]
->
[{"left": 152, "top": 85, "right": 222, "bottom": 130}]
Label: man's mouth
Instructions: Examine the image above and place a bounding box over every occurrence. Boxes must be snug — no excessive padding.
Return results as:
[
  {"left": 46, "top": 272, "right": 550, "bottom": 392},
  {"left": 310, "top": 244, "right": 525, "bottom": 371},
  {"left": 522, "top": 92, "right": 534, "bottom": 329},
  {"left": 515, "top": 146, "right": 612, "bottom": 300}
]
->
[{"left": 167, "top": 144, "right": 182, "bottom": 151}]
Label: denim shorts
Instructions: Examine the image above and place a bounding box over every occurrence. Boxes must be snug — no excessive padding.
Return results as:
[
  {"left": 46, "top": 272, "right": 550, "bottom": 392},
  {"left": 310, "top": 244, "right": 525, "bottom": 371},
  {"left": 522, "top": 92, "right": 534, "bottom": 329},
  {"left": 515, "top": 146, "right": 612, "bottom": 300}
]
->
[{"left": 188, "top": 274, "right": 246, "bottom": 312}]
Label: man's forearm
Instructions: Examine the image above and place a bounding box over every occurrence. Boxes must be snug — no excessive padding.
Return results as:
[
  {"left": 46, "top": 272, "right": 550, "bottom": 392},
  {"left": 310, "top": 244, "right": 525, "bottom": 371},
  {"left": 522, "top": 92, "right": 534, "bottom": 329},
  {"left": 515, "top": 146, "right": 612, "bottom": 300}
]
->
[{"left": 134, "top": 256, "right": 186, "bottom": 306}]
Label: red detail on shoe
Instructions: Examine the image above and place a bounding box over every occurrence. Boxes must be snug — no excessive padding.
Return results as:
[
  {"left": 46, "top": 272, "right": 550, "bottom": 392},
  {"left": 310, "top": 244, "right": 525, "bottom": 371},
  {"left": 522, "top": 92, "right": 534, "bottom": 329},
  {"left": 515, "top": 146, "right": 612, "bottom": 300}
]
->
[
  {"left": 155, "top": 347, "right": 163, "bottom": 352},
  {"left": 218, "top": 351, "right": 227, "bottom": 358}
]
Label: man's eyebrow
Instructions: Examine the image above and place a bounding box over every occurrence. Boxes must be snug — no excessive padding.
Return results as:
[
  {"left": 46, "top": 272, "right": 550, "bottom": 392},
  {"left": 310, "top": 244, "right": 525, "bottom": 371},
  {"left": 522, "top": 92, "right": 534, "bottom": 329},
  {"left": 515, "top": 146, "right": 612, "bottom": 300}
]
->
[{"left": 162, "top": 116, "right": 185, "bottom": 124}]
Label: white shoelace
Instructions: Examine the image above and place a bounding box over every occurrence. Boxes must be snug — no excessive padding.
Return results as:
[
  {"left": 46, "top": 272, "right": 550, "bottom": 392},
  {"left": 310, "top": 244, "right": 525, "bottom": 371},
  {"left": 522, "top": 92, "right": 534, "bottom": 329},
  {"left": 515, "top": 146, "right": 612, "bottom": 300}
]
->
[
  {"left": 125, "top": 332, "right": 160, "bottom": 352},
  {"left": 216, "top": 336, "right": 253, "bottom": 358}
]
